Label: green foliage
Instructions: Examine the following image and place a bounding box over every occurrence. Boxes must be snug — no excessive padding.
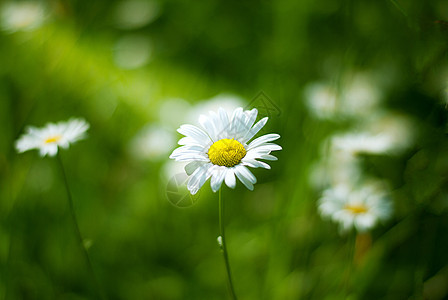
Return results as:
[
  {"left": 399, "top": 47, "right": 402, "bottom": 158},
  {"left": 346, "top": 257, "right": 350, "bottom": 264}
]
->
[{"left": 1, "top": 0, "right": 448, "bottom": 299}]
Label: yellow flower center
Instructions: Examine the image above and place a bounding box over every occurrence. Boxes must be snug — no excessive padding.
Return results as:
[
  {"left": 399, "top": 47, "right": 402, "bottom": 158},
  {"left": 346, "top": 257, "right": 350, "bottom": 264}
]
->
[
  {"left": 344, "top": 204, "right": 368, "bottom": 214},
  {"left": 44, "top": 136, "right": 61, "bottom": 144},
  {"left": 208, "top": 138, "right": 246, "bottom": 167}
]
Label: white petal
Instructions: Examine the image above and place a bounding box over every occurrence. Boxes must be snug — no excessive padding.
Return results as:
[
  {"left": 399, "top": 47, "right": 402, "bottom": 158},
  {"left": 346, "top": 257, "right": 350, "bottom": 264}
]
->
[
  {"left": 241, "top": 158, "right": 271, "bottom": 169},
  {"left": 245, "top": 148, "right": 280, "bottom": 160},
  {"left": 178, "top": 124, "right": 212, "bottom": 146},
  {"left": 199, "top": 114, "right": 218, "bottom": 142},
  {"left": 247, "top": 133, "right": 280, "bottom": 150},
  {"left": 171, "top": 154, "right": 209, "bottom": 162},
  {"left": 58, "top": 138, "right": 71, "bottom": 148},
  {"left": 63, "top": 118, "right": 90, "bottom": 142},
  {"left": 229, "top": 107, "right": 244, "bottom": 138},
  {"left": 225, "top": 169, "right": 236, "bottom": 189},
  {"left": 236, "top": 165, "right": 256, "bottom": 184},
  {"left": 187, "top": 163, "right": 212, "bottom": 194},
  {"left": 15, "top": 135, "right": 38, "bottom": 153},
  {"left": 169, "top": 146, "right": 209, "bottom": 161},
  {"left": 210, "top": 166, "right": 226, "bottom": 192},
  {"left": 259, "top": 154, "right": 278, "bottom": 161},
  {"left": 251, "top": 143, "right": 282, "bottom": 152},
  {"left": 241, "top": 117, "right": 268, "bottom": 143},
  {"left": 217, "top": 108, "right": 230, "bottom": 137},
  {"left": 354, "top": 214, "right": 376, "bottom": 232},
  {"left": 234, "top": 165, "right": 256, "bottom": 190},
  {"left": 234, "top": 170, "right": 254, "bottom": 190},
  {"left": 178, "top": 136, "right": 203, "bottom": 146},
  {"left": 185, "top": 161, "right": 205, "bottom": 176},
  {"left": 243, "top": 108, "right": 258, "bottom": 131},
  {"left": 208, "top": 111, "right": 224, "bottom": 137},
  {"left": 43, "top": 145, "right": 58, "bottom": 157},
  {"left": 169, "top": 145, "right": 205, "bottom": 159}
]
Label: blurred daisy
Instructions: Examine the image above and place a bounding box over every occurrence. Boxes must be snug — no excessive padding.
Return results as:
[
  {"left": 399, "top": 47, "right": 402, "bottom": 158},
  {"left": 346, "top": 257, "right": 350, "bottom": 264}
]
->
[
  {"left": 330, "top": 132, "right": 396, "bottom": 155},
  {"left": 330, "top": 115, "right": 414, "bottom": 156},
  {"left": 304, "top": 82, "right": 338, "bottom": 119},
  {"left": 304, "top": 73, "right": 383, "bottom": 120},
  {"left": 318, "top": 183, "right": 392, "bottom": 233},
  {"left": 170, "top": 107, "right": 281, "bottom": 194},
  {"left": 16, "top": 118, "right": 89, "bottom": 157},
  {"left": 1, "top": 1, "right": 46, "bottom": 33},
  {"left": 113, "top": 0, "right": 160, "bottom": 30},
  {"left": 129, "top": 124, "right": 175, "bottom": 161}
]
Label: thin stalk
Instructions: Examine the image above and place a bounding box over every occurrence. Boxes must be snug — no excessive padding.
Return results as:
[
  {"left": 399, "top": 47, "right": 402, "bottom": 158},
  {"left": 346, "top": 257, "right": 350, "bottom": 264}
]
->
[
  {"left": 344, "top": 231, "right": 356, "bottom": 297},
  {"left": 57, "top": 153, "right": 105, "bottom": 300},
  {"left": 218, "top": 189, "right": 237, "bottom": 300},
  {"left": 389, "top": 0, "right": 408, "bottom": 18}
]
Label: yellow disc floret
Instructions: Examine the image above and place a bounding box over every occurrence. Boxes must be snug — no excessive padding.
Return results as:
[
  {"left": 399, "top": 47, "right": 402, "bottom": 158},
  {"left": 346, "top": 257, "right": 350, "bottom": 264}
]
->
[
  {"left": 208, "top": 138, "right": 246, "bottom": 167},
  {"left": 344, "top": 204, "right": 368, "bottom": 214},
  {"left": 44, "top": 136, "right": 61, "bottom": 144}
]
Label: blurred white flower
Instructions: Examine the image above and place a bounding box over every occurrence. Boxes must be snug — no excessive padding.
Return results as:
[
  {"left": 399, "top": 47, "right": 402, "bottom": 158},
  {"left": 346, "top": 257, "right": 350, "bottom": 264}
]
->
[
  {"left": 304, "top": 82, "right": 338, "bottom": 119},
  {"left": 331, "top": 132, "right": 395, "bottom": 155},
  {"left": 304, "top": 72, "right": 383, "bottom": 120},
  {"left": 170, "top": 107, "right": 281, "bottom": 194},
  {"left": 15, "top": 118, "right": 89, "bottom": 157},
  {"left": 1, "top": 2, "right": 46, "bottom": 33},
  {"left": 113, "top": 0, "right": 160, "bottom": 30},
  {"left": 318, "top": 182, "right": 393, "bottom": 233},
  {"left": 363, "top": 112, "right": 416, "bottom": 153},
  {"left": 330, "top": 113, "right": 415, "bottom": 155},
  {"left": 342, "top": 73, "right": 382, "bottom": 117},
  {"left": 129, "top": 124, "right": 176, "bottom": 161}
]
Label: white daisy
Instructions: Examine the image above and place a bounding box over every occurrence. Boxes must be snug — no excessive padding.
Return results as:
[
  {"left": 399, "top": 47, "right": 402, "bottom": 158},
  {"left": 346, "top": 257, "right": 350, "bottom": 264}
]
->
[
  {"left": 304, "top": 72, "right": 383, "bottom": 120},
  {"left": 169, "top": 107, "right": 281, "bottom": 194},
  {"left": 318, "top": 183, "right": 392, "bottom": 233},
  {"left": 128, "top": 124, "right": 175, "bottom": 161},
  {"left": 1, "top": 2, "right": 47, "bottom": 33},
  {"left": 15, "top": 118, "right": 90, "bottom": 157}
]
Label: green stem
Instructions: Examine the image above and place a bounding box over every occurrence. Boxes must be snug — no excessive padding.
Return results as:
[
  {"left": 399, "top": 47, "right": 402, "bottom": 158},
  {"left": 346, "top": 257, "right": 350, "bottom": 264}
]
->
[
  {"left": 389, "top": 0, "right": 408, "bottom": 18},
  {"left": 57, "top": 153, "right": 105, "bottom": 300},
  {"left": 344, "top": 231, "right": 356, "bottom": 297},
  {"left": 218, "top": 188, "right": 237, "bottom": 300}
]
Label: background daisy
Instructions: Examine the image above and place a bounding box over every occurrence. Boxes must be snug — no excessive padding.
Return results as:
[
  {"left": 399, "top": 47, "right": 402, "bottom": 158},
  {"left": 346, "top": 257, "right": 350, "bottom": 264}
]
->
[
  {"left": 15, "top": 118, "right": 90, "bottom": 157},
  {"left": 318, "top": 183, "right": 393, "bottom": 233}
]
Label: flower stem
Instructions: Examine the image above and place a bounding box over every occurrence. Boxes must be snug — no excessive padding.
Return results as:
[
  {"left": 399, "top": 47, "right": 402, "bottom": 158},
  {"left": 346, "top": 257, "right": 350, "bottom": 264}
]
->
[
  {"left": 344, "top": 231, "right": 356, "bottom": 297},
  {"left": 218, "top": 188, "right": 237, "bottom": 300},
  {"left": 57, "top": 153, "right": 105, "bottom": 300},
  {"left": 389, "top": 0, "right": 408, "bottom": 17}
]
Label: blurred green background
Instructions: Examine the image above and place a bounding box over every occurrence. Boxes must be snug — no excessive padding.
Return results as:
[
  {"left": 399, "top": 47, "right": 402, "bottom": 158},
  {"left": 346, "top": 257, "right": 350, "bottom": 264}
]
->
[{"left": 1, "top": 0, "right": 448, "bottom": 299}]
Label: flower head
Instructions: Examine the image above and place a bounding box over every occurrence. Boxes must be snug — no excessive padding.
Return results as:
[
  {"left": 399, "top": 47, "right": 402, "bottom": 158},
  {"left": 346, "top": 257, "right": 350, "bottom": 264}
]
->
[
  {"left": 15, "top": 118, "right": 90, "bottom": 157},
  {"left": 169, "top": 107, "right": 281, "bottom": 194},
  {"left": 1, "top": 2, "right": 46, "bottom": 33},
  {"left": 318, "top": 183, "right": 392, "bottom": 233}
]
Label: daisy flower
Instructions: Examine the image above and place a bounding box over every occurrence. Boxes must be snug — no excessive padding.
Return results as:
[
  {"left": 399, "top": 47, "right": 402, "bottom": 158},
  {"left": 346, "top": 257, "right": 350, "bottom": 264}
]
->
[
  {"left": 318, "top": 183, "right": 392, "bottom": 233},
  {"left": 15, "top": 118, "right": 90, "bottom": 157},
  {"left": 1, "top": 1, "right": 47, "bottom": 33},
  {"left": 169, "top": 107, "right": 281, "bottom": 194}
]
